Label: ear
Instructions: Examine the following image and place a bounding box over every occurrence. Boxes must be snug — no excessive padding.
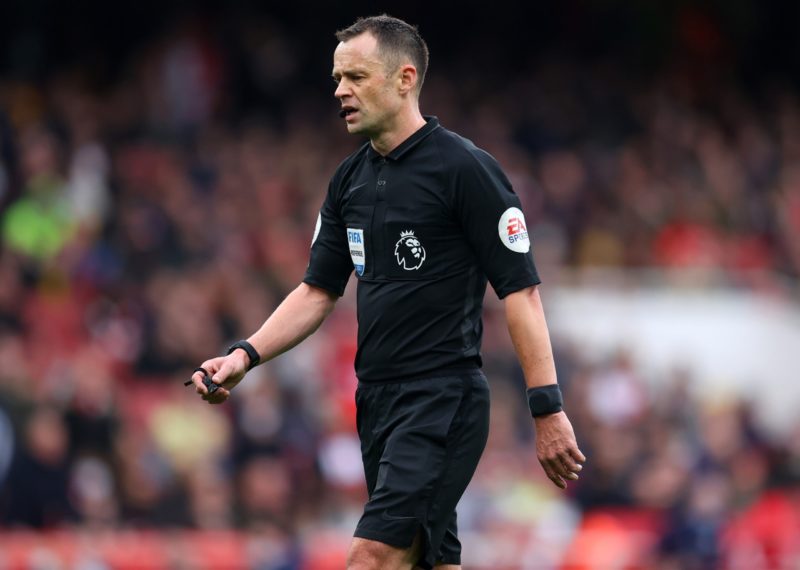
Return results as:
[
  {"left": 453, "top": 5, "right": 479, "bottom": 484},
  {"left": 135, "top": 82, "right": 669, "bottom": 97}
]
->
[{"left": 396, "top": 64, "right": 418, "bottom": 95}]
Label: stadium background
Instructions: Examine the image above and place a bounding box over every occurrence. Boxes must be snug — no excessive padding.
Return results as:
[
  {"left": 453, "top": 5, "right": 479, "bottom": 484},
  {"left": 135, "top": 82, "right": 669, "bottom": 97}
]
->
[{"left": 0, "top": 1, "right": 799, "bottom": 568}]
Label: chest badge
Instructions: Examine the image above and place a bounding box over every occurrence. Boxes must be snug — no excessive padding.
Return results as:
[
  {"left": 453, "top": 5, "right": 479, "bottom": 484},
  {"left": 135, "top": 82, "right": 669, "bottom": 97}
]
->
[
  {"left": 347, "top": 228, "right": 366, "bottom": 276},
  {"left": 394, "top": 230, "right": 426, "bottom": 270}
]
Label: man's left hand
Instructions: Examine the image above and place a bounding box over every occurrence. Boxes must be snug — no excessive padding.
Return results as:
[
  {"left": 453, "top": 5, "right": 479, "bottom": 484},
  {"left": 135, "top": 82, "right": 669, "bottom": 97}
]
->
[{"left": 534, "top": 411, "right": 585, "bottom": 489}]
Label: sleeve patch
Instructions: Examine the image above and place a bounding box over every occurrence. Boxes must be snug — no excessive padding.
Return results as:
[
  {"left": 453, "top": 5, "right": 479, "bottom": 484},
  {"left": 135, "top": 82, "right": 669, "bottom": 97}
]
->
[
  {"left": 311, "top": 213, "right": 322, "bottom": 246},
  {"left": 498, "top": 207, "right": 530, "bottom": 253}
]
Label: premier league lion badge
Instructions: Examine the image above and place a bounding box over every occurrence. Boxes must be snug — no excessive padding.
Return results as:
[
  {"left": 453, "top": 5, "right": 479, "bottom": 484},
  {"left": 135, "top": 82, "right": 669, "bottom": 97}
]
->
[{"left": 394, "top": 230, "right": 426, "bottom": 270}]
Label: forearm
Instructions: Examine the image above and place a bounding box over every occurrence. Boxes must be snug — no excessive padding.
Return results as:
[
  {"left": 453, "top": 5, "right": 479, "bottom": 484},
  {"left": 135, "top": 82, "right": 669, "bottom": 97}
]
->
[
  {"left": 504, "top": 285, "right": 557, "bottom": 389},
  {"left": 505, "top": 286, "right": 585, "bottom": 487},
  {"left": 246, "top": 282, "right": 338, "bottom": 365}
]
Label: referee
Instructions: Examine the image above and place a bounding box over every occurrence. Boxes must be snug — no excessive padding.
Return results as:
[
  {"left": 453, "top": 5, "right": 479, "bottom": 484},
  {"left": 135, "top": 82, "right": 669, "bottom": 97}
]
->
[{"left": 191, "top": 15, "right": 585, "bottom": 570}]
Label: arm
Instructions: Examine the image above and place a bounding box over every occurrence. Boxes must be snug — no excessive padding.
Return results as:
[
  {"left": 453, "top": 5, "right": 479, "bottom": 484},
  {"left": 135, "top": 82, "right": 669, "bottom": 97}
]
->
[
  {"left": 505, "top": 285, "right": 586, "bottom": 489},
  {"left": 192, "top": 282, "right": 338, "bottom": 403},
  {"left": 247, "top": 282, "right": 338, "bottom": 362}
]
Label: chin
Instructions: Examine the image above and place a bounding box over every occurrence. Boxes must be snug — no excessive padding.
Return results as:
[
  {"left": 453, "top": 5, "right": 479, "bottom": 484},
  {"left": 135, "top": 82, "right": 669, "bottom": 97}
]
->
[{"left": 345, "top": 123, "right": 366, "bottom": 135}]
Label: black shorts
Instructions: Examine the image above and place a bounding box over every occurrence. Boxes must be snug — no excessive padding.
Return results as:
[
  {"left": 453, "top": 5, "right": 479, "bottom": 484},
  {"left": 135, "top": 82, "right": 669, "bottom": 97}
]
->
[{"left": 353, "top": 370, "right": 490, "bottom": 569}]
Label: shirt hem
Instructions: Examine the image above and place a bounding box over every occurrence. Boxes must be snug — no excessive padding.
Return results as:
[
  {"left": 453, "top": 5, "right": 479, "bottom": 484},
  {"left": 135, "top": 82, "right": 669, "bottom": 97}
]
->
[
  {"left": 494, "top": 275, "right": 542, "bottom": 299},
  {"left": 357, "top": 361, "right": 481, "bottom": 386},
  {"left": 302, "top": 275, "right": 346, "bottom": 297}
]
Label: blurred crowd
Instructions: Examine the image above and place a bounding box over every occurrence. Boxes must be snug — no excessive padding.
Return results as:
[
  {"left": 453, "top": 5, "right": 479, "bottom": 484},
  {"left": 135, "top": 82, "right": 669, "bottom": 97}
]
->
[{"left": 0, "top": 12, "right": 799, "bottom": 569}]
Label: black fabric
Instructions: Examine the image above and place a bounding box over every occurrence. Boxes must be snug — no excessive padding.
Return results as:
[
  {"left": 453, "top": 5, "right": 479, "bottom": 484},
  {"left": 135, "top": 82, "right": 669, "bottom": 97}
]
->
[
  {"left": 526, "top": 384, "right": 564, "bottom": 417},
  {"left": 304, "top": 117, "right": 541, "bottom": 382},
  {"left": 353, "top": 370, "right": 490, "bottom": 569}
]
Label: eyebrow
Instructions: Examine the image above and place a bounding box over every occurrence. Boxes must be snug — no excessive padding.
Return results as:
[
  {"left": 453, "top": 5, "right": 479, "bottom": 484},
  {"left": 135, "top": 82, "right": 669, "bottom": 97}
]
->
[{"left": 332, "top": 67, "right": 370, "bottom": 79}]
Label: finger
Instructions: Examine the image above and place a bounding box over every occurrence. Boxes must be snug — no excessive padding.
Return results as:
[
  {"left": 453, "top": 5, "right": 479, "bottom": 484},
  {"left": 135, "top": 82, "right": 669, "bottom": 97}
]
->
[
  {"left": 560, "top": 455, "right": 584, "bottom": 474},
  {"left": 192, "top": 363, "right": 217, "bottom": 394},
  {"left": 204, "top": 377, "right": 227, "bottom": 401},
  {"left": 206, "top": 390, "right": 230, "bottom": 405},
  {"left": 200, "top": 380, "right": 227, "bottom": 396},
  {"left": 194, "top": 371, "right": 208, "bottom": 395},
  {"left": 209, "top": 387, "right": 230, "bottom": 402},
  {"left": 550, "top": 472, "right": 567, "bottom": 489},
  {"left": 201, "top": 383, "right": 230, "bottom": 401},
  {"left": 210, "top": 363, "right": 232, "bottom": 389},
  {"left": 570, "top": 447, "right": 587, "bottom": 464},
  {"left": 540, "top": 458, "right": 566, "bottom": 489},
  {"left": 558, "top": 457, "right": 580, "bottom": 480},
  {"left": 194, "top": 357, "right": 226, "bottom": 379},
  {"left": 185, "top": 367, "right": 206, "bottom": 387},
  {"left": 202, "top": 391, "right": 222, "bottom": 403},
  {"left": 549, "top": 456, "right": 575, "bottom": 481}
]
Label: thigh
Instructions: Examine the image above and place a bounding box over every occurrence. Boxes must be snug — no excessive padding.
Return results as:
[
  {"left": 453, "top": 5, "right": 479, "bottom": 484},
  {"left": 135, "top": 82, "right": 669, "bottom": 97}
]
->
[
  {"left": 354, "top": 372, "right": 490, "bottom": 570},
  {"left": 429, "top": 376, "right": 490, "bottom": 566},
  {"left": 355, "top": 384, "right": 385, "bottom": 497},
  {"left": 435, "top": 511, "right": 461, "bottom": 567}
]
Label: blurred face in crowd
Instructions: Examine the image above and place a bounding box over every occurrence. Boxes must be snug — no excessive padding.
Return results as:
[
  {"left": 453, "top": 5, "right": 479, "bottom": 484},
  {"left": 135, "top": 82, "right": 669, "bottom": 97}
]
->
[{"left": 333, "top": 32, "right": 414, "bottom": 139}]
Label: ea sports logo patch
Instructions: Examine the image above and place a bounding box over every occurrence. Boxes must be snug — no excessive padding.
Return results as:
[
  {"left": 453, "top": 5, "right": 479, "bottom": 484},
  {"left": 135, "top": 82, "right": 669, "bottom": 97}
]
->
[
  {"left": 394, "top": 230, "right": 426, "bottom": 270},
  {"left": 498, "top": 207, "right": 530, "bottom": 253}
]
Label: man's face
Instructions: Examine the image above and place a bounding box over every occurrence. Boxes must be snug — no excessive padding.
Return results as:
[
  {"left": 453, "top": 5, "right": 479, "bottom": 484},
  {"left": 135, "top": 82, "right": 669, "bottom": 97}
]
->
[{"left": 332, "top": 33, "right": 402, "bottom": 137}]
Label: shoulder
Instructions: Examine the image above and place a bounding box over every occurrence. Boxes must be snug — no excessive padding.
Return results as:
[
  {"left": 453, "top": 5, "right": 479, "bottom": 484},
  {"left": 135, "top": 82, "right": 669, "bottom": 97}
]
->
[
  {"left": 431, "top": 125, "right": 513, "bottom": 203},
  {"left": 432, "top": 126, "right": 504, "bottom": 175}
]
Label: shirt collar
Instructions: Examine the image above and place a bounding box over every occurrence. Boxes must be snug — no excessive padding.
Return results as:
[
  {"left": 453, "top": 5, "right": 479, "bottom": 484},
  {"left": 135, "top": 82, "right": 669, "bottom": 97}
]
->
[{"left": 368, "top": 116, "right": 440, "bottom": 162}]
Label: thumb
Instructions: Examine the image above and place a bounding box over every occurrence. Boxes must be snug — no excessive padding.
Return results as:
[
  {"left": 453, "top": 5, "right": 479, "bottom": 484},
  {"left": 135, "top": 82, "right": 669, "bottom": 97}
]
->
[
  {"left": 211, "top": 362, "right": 231, "bottom": 385},
  {"left": 212, "top": 356, "right": 243, "bottom": 386}
]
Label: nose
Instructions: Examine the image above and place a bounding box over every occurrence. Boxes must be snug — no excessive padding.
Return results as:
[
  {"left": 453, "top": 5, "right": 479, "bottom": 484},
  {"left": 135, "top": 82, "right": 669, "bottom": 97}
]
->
[{"left": 335, "top": 80, "right": 350, "bottom": 99}]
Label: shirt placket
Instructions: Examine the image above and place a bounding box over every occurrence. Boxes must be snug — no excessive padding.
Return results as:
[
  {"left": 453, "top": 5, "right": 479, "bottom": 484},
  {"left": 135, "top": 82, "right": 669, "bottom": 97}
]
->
[{"left": 371, "top": 157, "right": 388, "bottom": 276}]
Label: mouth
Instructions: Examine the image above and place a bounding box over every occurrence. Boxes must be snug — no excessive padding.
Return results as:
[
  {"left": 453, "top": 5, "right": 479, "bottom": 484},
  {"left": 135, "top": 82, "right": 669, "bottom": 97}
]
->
[{"left": 339, "top": 106, "right": 358, "bottom": 120}]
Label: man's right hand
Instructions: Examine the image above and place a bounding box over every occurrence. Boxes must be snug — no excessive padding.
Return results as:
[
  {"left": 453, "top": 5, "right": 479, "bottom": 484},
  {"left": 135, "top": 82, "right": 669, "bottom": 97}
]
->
[{"left": 190, "top": 351, "right": 249, "bottom": 404}]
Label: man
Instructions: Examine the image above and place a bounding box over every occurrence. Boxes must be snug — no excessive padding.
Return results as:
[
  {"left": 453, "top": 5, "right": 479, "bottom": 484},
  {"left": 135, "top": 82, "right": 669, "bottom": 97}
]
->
[{"left": 191, "top": 15, "right": 585, "bottom": 570}]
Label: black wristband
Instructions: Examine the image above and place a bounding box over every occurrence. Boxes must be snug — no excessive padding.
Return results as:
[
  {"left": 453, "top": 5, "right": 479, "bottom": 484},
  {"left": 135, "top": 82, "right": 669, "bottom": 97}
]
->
[
  {"left": 526, "top": 384, "right": 563, "bottom": 417},
  {"left": 226, "top": 340, "right": 260, "bottom": 371}
]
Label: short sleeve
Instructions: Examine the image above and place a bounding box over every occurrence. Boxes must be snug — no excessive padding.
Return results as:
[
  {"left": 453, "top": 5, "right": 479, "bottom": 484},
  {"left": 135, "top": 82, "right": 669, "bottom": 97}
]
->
[
  {"left": 303, "top": 181, "right": 353, "bottom": 296},
  {"left": 451, "top": 149, "right": 540, "bottom": 298}
]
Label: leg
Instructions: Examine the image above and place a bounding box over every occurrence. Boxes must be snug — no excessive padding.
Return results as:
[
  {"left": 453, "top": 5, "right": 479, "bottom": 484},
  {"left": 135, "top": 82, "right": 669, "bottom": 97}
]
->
[
  {"left": 432, "top": 511, "right": 462, "bottom": 569},
  {"left": 354, "top": 374, "right": 490, "bottom": 570},
  {"left": 347, "top": 533, "right": 422, "bottom": 570}
]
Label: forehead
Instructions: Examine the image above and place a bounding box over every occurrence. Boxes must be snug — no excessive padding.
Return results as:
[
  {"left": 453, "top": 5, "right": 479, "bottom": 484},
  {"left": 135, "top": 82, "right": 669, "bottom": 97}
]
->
[{"left": 333, "top": 32, "right": 384, "bottom": 72}]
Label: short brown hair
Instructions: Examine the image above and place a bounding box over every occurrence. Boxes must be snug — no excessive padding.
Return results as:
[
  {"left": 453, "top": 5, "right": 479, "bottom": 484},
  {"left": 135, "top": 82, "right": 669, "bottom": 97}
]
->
[{"left": 336, "top": 15, "right": 429, "bottom": 93}]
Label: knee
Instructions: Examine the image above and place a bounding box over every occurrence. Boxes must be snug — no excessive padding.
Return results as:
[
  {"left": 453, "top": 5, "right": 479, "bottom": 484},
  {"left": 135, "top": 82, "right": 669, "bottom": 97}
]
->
[
  {"left": 346, "top": 539, "right": 383, "bottom": 570},
  {"left": 347, "top": 537, "right": 414, "bottom": 570}
]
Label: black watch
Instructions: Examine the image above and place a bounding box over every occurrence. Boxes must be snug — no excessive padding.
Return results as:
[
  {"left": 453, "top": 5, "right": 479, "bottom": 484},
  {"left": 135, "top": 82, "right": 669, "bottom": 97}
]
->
[{"left": 226, "top": 340, "right": 260, "bottom": 371}]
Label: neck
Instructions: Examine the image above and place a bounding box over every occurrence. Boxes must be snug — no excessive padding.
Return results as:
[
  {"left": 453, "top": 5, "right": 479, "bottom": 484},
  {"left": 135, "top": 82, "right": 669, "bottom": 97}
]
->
[{"left": 370, "top": 107, "right": 426, "bottom": 156}]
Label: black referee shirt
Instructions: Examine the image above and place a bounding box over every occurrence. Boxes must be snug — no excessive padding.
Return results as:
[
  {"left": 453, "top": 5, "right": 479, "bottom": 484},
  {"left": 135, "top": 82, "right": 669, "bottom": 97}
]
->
[{"left": 304, "top": 117, "right": 541, "bottom": 382}]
